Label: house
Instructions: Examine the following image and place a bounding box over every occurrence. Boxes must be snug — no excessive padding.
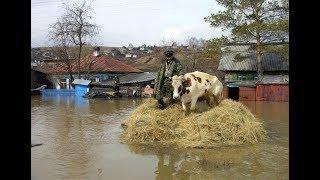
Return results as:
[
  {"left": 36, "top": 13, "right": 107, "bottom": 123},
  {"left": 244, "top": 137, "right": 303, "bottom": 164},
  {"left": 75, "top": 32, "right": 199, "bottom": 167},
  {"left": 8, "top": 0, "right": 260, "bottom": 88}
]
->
[
  {"left": 128, "top": 43, "right": 134, "bottom": 51},
  {"left": 218, "top": 42, "right": 289, "bottom": 101},
  {"left": 90, "top": 72, "right": 157, "bottom": 97},
  {"left": 125, "top": 53, "right": 138, "bottom": 59},
  {"left": 125, "top": 54, "right": 132, "bottom": 58},
  {"left": 35, "top": 48, "right": 142, "bottom": 89},
  {"left": 31, "top": 67, "right": 53, "bottom": 89},
  {"left": 139, "top": 44, "right": 147, "bottom": 51},
  {"left": 109, "top": 48, "right": 124, "bottom": 59}
]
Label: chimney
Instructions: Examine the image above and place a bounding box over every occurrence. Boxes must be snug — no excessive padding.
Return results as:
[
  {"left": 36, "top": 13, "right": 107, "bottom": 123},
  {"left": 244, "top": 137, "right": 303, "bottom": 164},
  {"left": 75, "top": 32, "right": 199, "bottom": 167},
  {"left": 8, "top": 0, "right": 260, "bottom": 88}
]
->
[{"left": 93, "top": 46, "right": 100, "bottom": 57}]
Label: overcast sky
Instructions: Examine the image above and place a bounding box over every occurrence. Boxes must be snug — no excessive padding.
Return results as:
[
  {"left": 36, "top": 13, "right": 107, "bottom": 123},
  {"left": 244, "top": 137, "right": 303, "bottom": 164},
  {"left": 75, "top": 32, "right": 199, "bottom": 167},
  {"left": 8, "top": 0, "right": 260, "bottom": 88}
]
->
[{"left": 32, "top": 0, "right": 228, "bottom": 47}]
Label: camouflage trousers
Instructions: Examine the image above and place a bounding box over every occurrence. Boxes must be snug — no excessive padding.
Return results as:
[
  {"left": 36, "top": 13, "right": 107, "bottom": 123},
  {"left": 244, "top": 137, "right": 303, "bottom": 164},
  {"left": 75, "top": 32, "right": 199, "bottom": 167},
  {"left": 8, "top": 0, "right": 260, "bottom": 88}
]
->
[{"left": 155, "top": 78, "right": 173, "bottom": 101}]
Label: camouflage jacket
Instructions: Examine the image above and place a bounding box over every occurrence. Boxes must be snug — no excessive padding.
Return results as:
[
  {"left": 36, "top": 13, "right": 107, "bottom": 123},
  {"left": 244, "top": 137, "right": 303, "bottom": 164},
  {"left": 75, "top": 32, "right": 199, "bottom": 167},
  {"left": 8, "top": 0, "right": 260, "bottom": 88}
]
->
[{"left": 154, "top": 58, "right": 183, "bottom": 92}]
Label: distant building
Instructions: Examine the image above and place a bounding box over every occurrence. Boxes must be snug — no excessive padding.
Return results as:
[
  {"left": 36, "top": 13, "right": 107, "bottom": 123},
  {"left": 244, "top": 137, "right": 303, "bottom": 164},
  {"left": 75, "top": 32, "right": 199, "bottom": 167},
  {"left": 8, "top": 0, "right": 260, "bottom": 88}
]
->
[
  {"left": 128, "top": 43, "right": 134, "bottom": 51},
  {"left": 125, "top": 53, "right": 138, "bottom": 59},
  {"left": 140, "top": 44, "right": 147, "bottom": 51},
  {"left": 147, "top": 49, "right": 154, "bottom": 54},
  {"left": 218, "top": 42, "right": 289, "bottom": 101}
]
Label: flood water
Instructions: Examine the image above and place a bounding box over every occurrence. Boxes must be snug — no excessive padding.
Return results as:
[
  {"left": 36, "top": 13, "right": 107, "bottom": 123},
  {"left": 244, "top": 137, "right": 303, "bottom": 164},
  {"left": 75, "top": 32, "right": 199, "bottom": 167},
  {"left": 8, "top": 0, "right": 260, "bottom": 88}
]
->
[{"left": 31, "top": 95, "right": 288, "bottom": 180}]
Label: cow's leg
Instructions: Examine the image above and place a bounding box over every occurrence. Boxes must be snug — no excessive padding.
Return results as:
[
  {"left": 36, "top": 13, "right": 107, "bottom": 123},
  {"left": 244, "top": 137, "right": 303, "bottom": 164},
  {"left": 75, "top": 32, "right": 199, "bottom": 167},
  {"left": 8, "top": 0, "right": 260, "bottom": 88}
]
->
[
  {"left": 208, "top": 96, "right": 215, "bottom": 107},
  {"left": 190, "top": 97, "right": 198, "bottom": 111},
  {"left": 182, "top": 101, "right": 187, "bottom": 111},
  {"left": 214, "top": 94, "right": 220, "bottom": 106}
]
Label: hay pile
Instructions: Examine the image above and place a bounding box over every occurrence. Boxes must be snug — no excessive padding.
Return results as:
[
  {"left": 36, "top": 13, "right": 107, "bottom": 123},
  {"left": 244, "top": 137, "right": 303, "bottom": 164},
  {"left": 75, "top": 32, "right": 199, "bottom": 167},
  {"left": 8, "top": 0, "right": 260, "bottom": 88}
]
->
[{"left": 121, "top": 98, "right": 267, "bottom": 148}]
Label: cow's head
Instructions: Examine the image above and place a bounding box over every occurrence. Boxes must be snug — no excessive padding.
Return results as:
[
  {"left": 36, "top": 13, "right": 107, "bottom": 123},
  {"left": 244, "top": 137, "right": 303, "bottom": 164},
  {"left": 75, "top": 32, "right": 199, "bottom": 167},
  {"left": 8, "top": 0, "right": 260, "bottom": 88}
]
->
[{"left": 171, "top": 75, "right": 184, "bottom": 99}]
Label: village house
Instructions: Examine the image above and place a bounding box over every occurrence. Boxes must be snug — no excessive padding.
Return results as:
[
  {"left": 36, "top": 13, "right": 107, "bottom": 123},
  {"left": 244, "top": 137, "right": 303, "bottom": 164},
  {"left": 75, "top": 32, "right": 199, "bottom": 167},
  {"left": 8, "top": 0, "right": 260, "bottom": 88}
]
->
[
  {"left": 90, "top": 72, "right": 157, "bottom": 97},
  {"left": 218, "top": 42, "right": 289, "bottom": 101},
  {"left": 31, "top": 66, "right": 54, "bottom": 89},
  {"left": 127, "top": 43, "right": 134, "bottom": 51},
  {"left": 139, "top": 44, "right": 147, "bottom": 51},
  {"left": 34, "top": 48, "right": 142, "bottom": 89}
]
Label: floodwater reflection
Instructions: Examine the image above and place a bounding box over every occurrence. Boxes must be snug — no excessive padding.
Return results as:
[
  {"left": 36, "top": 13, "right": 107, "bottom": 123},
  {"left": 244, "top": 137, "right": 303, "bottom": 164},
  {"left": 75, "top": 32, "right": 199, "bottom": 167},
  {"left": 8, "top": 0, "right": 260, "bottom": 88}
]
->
[{"left": 32, "top": 96, "right": 288, "bottom": 180}]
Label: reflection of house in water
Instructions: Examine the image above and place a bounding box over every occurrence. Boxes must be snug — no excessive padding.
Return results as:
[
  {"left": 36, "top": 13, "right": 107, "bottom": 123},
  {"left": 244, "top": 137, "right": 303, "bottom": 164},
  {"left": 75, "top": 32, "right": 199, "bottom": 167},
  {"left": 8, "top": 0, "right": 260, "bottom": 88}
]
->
[
  {"left": 90, "top": 72, "right": 157, "bottom": 97},
  {"left": 74, "top": 96, "right": 89, "bottom": 109},
  {"left": 218, "top": 42, "right": 289, "bottom": 101}
]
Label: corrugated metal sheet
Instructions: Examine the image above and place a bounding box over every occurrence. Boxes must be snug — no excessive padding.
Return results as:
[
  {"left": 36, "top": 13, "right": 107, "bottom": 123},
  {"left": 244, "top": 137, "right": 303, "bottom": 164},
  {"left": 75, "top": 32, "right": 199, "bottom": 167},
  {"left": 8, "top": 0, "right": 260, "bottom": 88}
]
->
[
  {"left": 256, "top": 85, "right": 289, "bottom": 102},
  {"left": 92, "top": 72, "right": 157, "bottom": 86},
  {"left": 239, "top": 87, "right": 256, "bottom": 101},
  {"left": 218, "top": 45, "right": 289, "bottom": 71}
]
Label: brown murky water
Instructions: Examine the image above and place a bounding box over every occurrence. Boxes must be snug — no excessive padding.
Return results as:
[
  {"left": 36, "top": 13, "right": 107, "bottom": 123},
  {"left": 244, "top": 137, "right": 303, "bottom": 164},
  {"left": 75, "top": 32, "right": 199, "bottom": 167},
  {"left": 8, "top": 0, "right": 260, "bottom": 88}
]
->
[{"left": 31, "top": 96, "right": 288, "bottom": 180}]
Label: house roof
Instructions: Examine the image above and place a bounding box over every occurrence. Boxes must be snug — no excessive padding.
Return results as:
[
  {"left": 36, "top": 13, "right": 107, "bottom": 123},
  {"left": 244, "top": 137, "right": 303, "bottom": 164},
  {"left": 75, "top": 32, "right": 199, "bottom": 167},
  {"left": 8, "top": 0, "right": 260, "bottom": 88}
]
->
[
  {"left": 256, "top": 75, "right": 289, "bottom": 84},
  {"left": 120, "top": 72, "right": 157, "bottom": 85},
  {"left": 92, "top": 72, "right": 157, "bottom": 86},
  {"left": 72, "top": 79, "right": 91, "bottom": 85},
  {"left": 31, "top": 66, "right": 47, "bottom": 74},
  {"left": 218, "top": 45, "right": 289, "bottom": 71},
  {"left": 225, "top": 75, "right": 289, "bottom": 87},
  {"left": 35, "top": 54, "right": 142, "bottom": 74},
  {"left": 226, "top": 80, "right": 257, "bottom": 87}
]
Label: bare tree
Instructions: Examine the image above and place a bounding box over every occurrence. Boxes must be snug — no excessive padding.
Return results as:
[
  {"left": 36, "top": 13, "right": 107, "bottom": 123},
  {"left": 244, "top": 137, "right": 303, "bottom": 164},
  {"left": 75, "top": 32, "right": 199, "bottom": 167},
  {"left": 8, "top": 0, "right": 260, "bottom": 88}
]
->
[
  {"left": 64, "top": 1, "right": 99, "bottom": 78},
  {"left": 49, "top": 1, "right": 99, "bottom": 79},
  {"left": 49, "top": 19, "right": 75, "bottom": 83}
]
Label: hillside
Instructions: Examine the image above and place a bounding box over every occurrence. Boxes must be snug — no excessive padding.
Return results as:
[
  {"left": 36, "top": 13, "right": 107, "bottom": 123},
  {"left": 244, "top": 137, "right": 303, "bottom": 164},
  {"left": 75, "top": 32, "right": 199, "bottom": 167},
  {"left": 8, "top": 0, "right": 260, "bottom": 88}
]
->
[{"left": 123, "top": 48, "right": 224, "bottom": 79}]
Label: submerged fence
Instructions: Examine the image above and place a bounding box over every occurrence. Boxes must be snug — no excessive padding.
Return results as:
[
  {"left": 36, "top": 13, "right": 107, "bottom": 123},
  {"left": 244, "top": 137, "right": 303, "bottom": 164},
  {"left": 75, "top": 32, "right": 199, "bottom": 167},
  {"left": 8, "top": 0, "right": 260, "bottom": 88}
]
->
[{"left": 42, "top": 89, "right": 76, "bottom": 96}]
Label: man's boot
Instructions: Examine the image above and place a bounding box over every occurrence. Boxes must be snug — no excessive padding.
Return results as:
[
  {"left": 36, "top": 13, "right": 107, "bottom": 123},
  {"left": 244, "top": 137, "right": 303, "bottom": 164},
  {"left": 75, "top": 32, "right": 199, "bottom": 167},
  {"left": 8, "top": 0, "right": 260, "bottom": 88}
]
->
[{"left": 158, "top": 99, "right": 165, "bottom": 110}]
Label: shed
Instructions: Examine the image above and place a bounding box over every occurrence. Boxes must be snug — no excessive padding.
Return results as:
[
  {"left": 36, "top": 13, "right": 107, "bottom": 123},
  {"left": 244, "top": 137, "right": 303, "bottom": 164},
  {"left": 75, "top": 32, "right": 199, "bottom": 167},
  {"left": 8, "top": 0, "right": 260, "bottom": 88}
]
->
[
  {"left": 218, "top": 43, "right": 289, "bottom": 82},
  {"left": 256, "top": 75, "right": 289, "bottom": 102},
  {"left": 72, "top": 79, "right": 91, "bottom": 97},
  {"left": 90, "top": 72, "right": 157, "bottom": 97},
  {"left": 225, "top": 81, "right": 256, "bottom": 101}
]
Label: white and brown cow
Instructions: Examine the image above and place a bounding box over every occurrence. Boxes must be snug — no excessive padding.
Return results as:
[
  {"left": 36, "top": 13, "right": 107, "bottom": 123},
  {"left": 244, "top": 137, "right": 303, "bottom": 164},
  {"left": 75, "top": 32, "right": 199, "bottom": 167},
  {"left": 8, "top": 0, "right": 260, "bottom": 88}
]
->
[{"left": 171, "top": 71, "right": 223, "bottom": 111}]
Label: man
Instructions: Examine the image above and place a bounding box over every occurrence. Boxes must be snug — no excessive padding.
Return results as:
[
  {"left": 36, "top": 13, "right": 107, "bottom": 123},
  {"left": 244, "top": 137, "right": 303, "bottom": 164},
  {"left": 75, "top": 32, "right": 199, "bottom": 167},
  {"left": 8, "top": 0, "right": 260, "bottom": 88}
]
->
[{"left": 154, "top": 47, "right": 183, "bottom": 109}]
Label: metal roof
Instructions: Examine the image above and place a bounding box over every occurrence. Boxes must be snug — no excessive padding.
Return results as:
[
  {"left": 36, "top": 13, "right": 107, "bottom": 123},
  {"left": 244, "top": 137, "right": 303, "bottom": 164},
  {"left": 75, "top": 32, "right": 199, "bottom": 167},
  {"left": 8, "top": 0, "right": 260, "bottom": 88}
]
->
[
  {"left": 256, "top": 75, "right": 289, "bottom": 84},
  {"left": 226, "top": 80, "right": 257, "bottom": 87},
  {"left": 72, "top": 79, "right": 91, "bottom": 86},
  {"left": 225, "top": 75, "right": 289, "bottom": 87},
  {"left": 218, "top": 45, "right": 289, "bottom": 71},
  {"left": 92, "top": 72, "right": 157, "bottom": 86},
  {"left": 120, "top": 72, "right": 157, "bottom": 85}
]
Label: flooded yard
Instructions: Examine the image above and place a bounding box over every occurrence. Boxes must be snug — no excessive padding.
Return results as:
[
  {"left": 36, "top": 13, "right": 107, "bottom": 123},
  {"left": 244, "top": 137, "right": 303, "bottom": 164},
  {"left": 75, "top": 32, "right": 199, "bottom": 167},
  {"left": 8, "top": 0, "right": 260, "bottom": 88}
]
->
[{"left": 31, "top": 96, "right": 288, "bottom": 180}]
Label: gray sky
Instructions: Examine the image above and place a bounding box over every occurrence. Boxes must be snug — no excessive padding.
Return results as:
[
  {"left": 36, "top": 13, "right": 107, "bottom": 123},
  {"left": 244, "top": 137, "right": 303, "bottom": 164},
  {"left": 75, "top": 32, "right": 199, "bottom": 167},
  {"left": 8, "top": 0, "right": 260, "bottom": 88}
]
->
[{"left": 32, "top": 0, "right": 228, "bottom": 47}]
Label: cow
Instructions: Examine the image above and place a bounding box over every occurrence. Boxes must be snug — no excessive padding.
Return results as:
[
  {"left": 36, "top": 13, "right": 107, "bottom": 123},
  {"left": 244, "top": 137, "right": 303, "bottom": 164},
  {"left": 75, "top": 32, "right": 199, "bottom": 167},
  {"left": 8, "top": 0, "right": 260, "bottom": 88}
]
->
[{"left": 171, "top": 71, "right": 223, "bottom": 111}]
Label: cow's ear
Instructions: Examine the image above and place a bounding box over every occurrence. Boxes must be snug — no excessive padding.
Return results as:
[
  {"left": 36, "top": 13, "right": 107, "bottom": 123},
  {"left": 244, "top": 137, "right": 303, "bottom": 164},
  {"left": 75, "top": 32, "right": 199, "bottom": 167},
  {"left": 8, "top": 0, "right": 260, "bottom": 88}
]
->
[{"left": 179, "top": 75, "right": 184, "bottom": 80}]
